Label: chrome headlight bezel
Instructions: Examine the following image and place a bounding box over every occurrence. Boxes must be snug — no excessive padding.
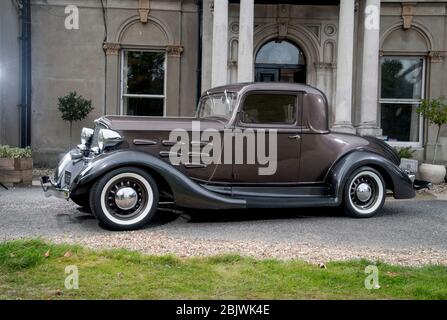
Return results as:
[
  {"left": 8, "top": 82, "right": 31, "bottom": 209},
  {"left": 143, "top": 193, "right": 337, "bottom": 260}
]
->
[
  {"left": 98, "top": 129, "right": 123, "bottom": 152},
  {"left": 81, "top": 127, "right": 94, "bottom": 146}
]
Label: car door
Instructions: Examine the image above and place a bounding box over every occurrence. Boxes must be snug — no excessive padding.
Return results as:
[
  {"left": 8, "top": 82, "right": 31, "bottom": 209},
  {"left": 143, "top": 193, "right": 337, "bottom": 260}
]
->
[{"left": 232, "top": 91, "right": 302, "bottom": 184}]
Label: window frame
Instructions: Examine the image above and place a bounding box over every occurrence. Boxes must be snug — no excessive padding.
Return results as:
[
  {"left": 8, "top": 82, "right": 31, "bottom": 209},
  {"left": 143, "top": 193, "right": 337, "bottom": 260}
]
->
[
  {"left": 237, "top": 91, "right": 300, "bottom": 129},
  {"left": 120, "top": 49, "right": 167, "bottom": 117},
  {"left": 379, "top": 55, "right": 426, "bottom": 148}
]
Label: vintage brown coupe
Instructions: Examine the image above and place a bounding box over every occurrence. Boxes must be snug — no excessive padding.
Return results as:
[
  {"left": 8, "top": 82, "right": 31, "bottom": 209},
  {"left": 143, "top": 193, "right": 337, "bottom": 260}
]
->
[{"left": 42, "top": 83, "right": 415, "bottom": 230}]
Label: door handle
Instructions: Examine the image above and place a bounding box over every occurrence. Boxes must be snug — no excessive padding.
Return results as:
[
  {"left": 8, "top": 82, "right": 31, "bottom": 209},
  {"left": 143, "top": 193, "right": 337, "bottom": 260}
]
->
[{"left": 288, "top": 134, "right": 301, "bottom": 140}]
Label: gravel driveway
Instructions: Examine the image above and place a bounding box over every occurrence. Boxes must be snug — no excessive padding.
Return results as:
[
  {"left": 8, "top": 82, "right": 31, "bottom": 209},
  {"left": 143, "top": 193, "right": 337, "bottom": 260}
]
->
[{"left": 1, "top": 187, "right": 446, "bottom": 266}]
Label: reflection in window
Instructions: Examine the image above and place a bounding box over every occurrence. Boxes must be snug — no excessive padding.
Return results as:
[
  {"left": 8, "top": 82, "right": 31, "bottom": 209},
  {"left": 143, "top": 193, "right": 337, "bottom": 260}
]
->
[
  {"left": 380, "top": 57, "right": 424, "bottom": 143},
  {"left": 199, "top": 92, "right": 237, "bottom": 120},
  {"left": 242, "top": 94, "right": 296, "bottom": 124},
  {"left": 122, "top": 51, "right": 165, "bottom": 116},
  {"left": 256, "top": 41, "right": 305, "bottom": 65},
  {"left": 255, "top": 40, "right": 307, "bottom": 84},
  {"left": 381, "top": 58, "right": 423, "bottom": 100}
]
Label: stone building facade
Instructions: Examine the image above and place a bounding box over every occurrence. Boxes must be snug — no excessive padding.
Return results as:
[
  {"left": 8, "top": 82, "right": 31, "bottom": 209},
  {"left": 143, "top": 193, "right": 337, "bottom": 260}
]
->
[{"left": 1, "top": 0, "right": 447, "bottom": 166}]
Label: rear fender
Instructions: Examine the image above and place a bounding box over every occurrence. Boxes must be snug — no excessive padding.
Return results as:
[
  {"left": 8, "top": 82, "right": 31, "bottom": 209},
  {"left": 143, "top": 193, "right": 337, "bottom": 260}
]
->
[{"left": 326, "top": 150, "right": 415, "bottom": 202}]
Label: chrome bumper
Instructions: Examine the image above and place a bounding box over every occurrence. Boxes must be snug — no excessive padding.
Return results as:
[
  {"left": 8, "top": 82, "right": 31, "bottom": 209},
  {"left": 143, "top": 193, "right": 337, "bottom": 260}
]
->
[{"left": 40, "top": 176, "right": 70, "bottom": 200}]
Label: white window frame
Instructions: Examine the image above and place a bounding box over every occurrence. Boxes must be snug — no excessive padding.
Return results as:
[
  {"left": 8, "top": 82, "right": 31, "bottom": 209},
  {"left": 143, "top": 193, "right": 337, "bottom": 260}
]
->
[
  {"left": 120, "top": 49, "right": 167, "bottom": 116},
  {"left": 379, "top": 56, "right": 426, "bottom": 148}
]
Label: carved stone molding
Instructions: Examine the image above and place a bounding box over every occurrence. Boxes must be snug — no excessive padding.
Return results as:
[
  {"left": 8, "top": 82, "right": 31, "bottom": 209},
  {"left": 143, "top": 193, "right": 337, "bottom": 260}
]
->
[
  {"left": 103, "top": 42, "right": 121, "bottom": 55},
  {"left": 166, "top": 45, "right": 184, "bottom": 57},
  {"left": 277, "top": 18, "right": 289, "bottom": 39},
  {"left": 402, "top": 3, "right": 416, "bottom": 29},
  {"left": 305, "top": 24, "right": 321, "bottom": 41},
  {"left": 139, "top": 0, "right": 150, "bottom": 23},
  {"left": 314, "top": 62, "right": 336, "bottom": 70},
  {"left": 429, "top": 51, "right": 446, "bottom": 63}
]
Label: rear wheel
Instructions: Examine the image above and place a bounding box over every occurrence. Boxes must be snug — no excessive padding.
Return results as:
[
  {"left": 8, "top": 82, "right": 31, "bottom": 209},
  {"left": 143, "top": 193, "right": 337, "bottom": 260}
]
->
[
  {"left": 343, "top": 167, "right": 385, "bottom": 218},
  {"left": 89, "top": 167, "right": 159, "bottom": 231}
]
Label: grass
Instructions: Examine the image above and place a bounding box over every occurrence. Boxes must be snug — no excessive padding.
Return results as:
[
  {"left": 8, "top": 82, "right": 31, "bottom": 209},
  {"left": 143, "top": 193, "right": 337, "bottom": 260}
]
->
[{"left": 0, "top": 239, "right": 446, "bottom": 300}]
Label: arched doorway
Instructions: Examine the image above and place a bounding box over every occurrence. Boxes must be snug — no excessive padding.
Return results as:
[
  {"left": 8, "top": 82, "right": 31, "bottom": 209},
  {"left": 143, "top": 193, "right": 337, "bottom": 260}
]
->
[{"left": 255, "top": 40, "right": 306, "bottom": 83}]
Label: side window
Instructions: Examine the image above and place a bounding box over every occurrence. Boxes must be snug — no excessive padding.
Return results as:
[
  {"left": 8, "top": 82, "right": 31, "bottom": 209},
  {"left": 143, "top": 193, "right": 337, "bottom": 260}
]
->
[{"left": 241, "top": 94, "right": 297, "bottom": 125}]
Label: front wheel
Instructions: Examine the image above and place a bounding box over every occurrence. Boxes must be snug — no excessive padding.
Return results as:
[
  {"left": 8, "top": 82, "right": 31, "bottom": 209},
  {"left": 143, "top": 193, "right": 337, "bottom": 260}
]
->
[
  {"left": 343, "top": 167, "right": 386, "bottom": 218},
  {"left": 89, "top": 167, "right": 159, "bottom": 231}
]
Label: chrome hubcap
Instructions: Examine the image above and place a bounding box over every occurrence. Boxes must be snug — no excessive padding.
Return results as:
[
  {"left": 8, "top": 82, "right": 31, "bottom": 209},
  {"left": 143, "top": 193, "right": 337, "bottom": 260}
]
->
[
  {"left": 349, "top": 173, "right": 379, "bottom": 211},
  {"left": 105, "top": 178, "right": 147, "bottom": 220},
  {"left": 115, "top": 187, "right": 138, "bottom": 210},
  {"left": 356, "top": 183, "right": 372, "bottom": 202}
]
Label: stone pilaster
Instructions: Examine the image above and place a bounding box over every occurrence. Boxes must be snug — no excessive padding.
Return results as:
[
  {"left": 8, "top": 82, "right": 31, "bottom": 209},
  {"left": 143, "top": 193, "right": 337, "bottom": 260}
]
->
[
  {"left": 211, "top": 0, "right": 229, "bottom": 87},
  {"left": 237, "top": 0, "right": 254, "bottom": 82},
  {"left": 358, "top": 0, "right": 382, "bottom": 137},
  {"left": 332, "top": 0, "right": 356, "bottom": 134}
]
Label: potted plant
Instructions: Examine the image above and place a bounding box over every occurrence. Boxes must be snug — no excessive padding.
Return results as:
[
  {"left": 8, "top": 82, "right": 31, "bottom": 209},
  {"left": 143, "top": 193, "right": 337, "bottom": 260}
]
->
[
  {"left": 58, "top": 91, "right": 93, "bottom": 147},
  {"left": 395, "top": 146, "right": 418, "bottom": 174},
  {"left": 416, "top": 97, "right": 447, "bottom": 184},
  {"left": 0, "top": 145, "right": 33, "bottom": 187}
]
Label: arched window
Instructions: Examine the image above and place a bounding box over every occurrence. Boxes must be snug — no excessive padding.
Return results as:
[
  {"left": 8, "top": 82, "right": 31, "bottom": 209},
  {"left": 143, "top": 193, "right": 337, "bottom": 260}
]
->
[{"left": 255, "top": 40, "right": 306, "bottom": 83}]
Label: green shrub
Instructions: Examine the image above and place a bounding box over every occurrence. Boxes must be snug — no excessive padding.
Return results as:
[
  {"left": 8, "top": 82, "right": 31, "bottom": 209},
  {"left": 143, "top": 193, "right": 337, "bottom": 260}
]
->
[
  {"left": 57, "top": 91, "right": 93, "bottom": 146},
  {"left": 394, "top": 146, "right": 415, "bottom": 159},
  {"left": 0, "top": 145, "right": 32, "bottom": 159},
  {"left": 416, "top": 97, "right": 447, "bottom": 163}
]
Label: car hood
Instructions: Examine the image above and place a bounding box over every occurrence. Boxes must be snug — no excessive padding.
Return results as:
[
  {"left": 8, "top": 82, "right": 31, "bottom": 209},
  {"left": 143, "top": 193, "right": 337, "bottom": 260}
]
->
[{"left": 97, "top": 115, "right": 227, "bottom": 132}]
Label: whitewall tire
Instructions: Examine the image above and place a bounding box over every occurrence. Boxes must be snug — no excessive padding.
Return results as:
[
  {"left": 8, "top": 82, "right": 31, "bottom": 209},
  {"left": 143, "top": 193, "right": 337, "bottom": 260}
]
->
[
  {"left": 90, "top": 167, "right": 159, "bottom": 231},
  {"left": 343, "top": 167, "right": 385, "bottom": 218}
]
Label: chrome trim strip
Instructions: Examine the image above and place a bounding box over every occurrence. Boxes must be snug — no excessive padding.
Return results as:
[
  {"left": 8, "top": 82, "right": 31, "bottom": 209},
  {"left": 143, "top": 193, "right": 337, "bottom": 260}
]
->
[
  {"left": 184, "top": 163, "right": 207, "bottom": 169},
  {"left": 133, "top": 139, "right": 157, "bottom": 146}
]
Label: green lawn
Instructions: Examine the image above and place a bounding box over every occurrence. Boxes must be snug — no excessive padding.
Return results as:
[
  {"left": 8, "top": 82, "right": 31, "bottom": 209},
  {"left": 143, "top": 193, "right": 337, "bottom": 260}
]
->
[{"left": 0, "top": 240, "right": 446, "bottom": 300}]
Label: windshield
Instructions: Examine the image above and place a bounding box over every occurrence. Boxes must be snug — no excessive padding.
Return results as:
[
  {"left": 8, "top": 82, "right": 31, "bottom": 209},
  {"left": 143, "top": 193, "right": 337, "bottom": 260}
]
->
[{"left": 198, "top": 91, "right": 238, "bottom": 120}]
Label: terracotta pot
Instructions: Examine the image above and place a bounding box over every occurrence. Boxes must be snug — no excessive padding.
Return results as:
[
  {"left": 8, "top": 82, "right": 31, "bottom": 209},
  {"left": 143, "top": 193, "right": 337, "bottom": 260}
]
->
[{"left": 419, "top": 163, "right": 446, "bottom": 184}]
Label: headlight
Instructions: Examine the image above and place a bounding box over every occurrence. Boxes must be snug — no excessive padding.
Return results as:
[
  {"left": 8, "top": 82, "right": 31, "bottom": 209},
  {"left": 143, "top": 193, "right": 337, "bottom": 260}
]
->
[
  {"left": 98, "top": 129, "right": 123, "bottom": 151},
  {"left": 81, "top": 128, "right": 94, "bottom": 145}
]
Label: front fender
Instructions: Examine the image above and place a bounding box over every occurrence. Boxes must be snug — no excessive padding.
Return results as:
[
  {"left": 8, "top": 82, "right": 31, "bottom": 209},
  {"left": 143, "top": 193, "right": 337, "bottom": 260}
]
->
[
  {"left": 326, "top": 150, "right": 415, "bottom": 202},
  {"left": 72, "top": 150, "right": 246, "bottom": 210}
]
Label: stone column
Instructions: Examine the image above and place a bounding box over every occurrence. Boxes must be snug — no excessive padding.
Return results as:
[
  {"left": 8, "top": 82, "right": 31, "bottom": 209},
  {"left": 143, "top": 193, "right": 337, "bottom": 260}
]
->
[
  {"left": 103, "top": 42, "right": 121, "bottom": 115},
  {"left": 237, "top": 0, "right": 254, "bottom": 82},
  {"left": 201, "top": 0, "right": 214, "bottom": 92},
  {"left": 166, "top": 45, "right": 184, "bottom": 117},
  {"left": 211, "top": 0, "right": 229, "bottom": 87},
  {"left": 332, "top": 0, "right": 356, "bottom": 134},
  {"left": 358, "top": 0, "right": 382, "bottom": 136}
]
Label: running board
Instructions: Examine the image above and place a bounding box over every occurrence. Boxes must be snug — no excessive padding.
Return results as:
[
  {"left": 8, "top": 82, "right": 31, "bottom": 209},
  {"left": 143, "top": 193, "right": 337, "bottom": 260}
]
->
[{"left": 242, "top": 196, "right": 340, "bottom": 209}]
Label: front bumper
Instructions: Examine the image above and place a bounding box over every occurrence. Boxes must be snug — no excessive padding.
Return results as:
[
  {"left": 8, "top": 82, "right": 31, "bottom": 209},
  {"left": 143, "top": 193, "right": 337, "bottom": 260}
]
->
[
  {"left": 40, "top": 176, "right": 70, "bottom": 200},
  {"left": 40, "top": 148, "right": 90, "bottom": 200}
]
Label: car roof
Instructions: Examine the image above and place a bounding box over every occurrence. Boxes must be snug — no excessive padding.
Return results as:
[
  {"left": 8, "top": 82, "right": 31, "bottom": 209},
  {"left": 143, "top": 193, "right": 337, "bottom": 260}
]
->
[{"left": 204, "top": 82, "right": 325, "bottom": 96}]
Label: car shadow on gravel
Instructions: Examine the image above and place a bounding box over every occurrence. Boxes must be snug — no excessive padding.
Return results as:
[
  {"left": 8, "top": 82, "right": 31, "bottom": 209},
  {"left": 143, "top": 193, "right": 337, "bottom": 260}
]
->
[
  {"left": 179, "top": 199, "right": 418, "bottom": 224},
  {"left": 182, "top": 207, "right": 344, "bottom": 223},
  {"left": 57, "top": 206, "right": 180, "bottom": 230}
]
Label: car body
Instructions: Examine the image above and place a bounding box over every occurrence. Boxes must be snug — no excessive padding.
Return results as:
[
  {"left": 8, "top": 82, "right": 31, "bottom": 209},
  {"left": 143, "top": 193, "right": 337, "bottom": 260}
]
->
[{"left": 42, "top": 83, "right": 415, "bottom": 230}]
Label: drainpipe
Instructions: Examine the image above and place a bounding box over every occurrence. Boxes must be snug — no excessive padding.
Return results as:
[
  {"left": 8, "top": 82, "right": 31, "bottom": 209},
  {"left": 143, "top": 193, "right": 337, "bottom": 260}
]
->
[
  {"left": 19, "top": 0, "right": 31, "bottom": 147},
  {"left": 196, "top": 0, "right": 203, "bottom": 105}
]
